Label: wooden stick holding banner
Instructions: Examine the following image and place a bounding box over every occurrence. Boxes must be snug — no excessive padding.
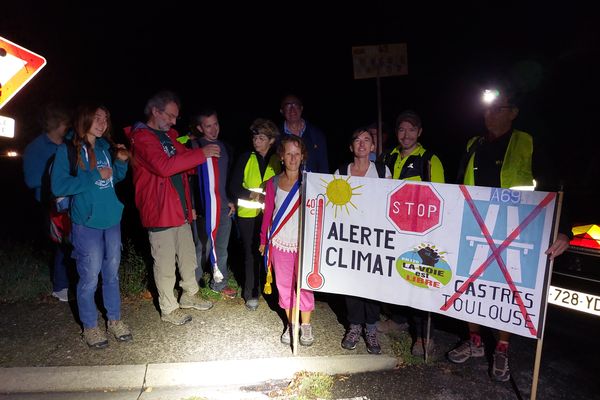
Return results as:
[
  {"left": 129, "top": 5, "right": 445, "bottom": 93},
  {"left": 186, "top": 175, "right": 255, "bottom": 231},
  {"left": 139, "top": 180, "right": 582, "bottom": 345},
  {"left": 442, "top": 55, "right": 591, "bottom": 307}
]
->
[
  {"left": 292, "top": 172, "right": 307, "bottom": 355},
  {"left": 531, "top": 190, "right": 563, "bottom": 400}
]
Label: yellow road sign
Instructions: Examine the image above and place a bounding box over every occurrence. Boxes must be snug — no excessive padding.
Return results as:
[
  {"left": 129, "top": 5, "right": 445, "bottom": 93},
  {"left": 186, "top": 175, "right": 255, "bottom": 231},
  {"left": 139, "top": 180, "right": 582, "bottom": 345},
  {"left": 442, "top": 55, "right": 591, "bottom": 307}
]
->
[{"left": 0, "top": 36, "right": 47, "bottom": 109}]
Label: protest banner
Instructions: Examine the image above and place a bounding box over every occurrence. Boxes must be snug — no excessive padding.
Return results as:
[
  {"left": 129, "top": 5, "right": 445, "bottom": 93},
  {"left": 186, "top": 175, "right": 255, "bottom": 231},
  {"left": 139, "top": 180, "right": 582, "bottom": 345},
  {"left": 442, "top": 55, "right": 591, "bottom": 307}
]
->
[{"left": 300, "top": 172, "right": 558, "bottom": 339}]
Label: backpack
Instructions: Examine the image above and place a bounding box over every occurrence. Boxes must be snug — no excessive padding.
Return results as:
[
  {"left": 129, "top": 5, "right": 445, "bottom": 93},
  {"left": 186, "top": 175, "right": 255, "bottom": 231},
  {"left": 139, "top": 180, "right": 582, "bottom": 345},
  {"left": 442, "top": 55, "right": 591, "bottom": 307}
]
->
[
  {"left": 52, "top": 139, "right": 78, "bottom": 213},
  {"left": 338, "top": 161, "right": 387, "bottom": 178}
]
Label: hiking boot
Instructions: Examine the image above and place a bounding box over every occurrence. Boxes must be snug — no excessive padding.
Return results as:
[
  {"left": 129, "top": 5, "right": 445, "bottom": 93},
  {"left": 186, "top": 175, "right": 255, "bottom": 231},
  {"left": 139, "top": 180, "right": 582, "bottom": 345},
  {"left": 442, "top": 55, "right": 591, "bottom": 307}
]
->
[
  {"left": 180, "top": 292, "right": 214, "bottom": 311},
  {"left": 281, "top": 324, "right": 294, "bottom": 345},
  {"left": 491, "top": 350, "right": 511, "bottom": 382},
  {"left": 161, "top": 308, "right": 192, "bottom": 325},
  {"left": 83, "top": 327, "right": 108, "bottom": 349},
  {"left": 52, "top": 288, "right": 68, "bottom": 302},
  {"left": 107, "top": 320, "right": 133, "bottom": 342},
  {"left": 341, "top": 324, "right": 362, "bottom": 350},
  {"left": 245, "top": 298, "right": 259, "bottom": 311},
  {"left": 375, "top": 319, "right": 409, "bottom": 335},
  {"left": 364, "top": 326, "right": 381, "bottom": 355},
  {"left": 299, "top": 323, "right": 314, "bottom": 346},
  {"left": 412, "top": 337, "right": 435, "bottom": 357},
  {"left": 447, "top": 339, "right": 485, "bottom": 364}
]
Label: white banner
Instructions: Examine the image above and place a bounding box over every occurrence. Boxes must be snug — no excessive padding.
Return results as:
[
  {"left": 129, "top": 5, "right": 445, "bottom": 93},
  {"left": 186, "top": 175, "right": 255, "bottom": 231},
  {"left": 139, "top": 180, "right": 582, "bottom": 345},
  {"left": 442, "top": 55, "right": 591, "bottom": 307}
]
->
[{"left": 300, "top": 172, "right": 558, "bottom": 338}]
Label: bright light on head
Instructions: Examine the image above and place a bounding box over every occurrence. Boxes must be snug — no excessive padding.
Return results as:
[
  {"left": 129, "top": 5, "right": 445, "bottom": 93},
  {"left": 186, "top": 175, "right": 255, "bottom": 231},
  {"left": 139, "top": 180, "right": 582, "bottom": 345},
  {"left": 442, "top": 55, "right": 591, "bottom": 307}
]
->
[{"left": 482, "top": 89, "right": 500, "bottom": 105}]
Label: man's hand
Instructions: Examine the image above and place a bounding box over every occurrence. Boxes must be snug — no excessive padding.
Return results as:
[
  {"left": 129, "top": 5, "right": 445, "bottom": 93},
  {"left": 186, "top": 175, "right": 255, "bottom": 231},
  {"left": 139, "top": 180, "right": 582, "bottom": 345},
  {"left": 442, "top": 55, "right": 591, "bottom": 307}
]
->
[
  {"left": 259, "top": 244, "right": 265, "bottom": 256},
  {"left": 227, "top": 202, "right": 235, "bottom": 217},
  {"left": 191, "top": 208, "right": 197, "bottom": 221},
  {"left": 545, "top": 232, "right": 570, "bottom": 260},
  {"left": 202, "top": 144, "right": 221, "bottom": 158}
]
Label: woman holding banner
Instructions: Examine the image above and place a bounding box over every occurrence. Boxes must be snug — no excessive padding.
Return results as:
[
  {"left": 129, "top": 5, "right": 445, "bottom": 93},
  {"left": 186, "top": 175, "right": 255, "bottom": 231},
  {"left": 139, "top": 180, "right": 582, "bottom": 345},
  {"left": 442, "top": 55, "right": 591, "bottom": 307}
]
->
[
  {"left": 259, "top": 135, "right": 315, "bottom": 346},
  {"left": 335, "top": 127, "right": 391, "bottom": 354}
]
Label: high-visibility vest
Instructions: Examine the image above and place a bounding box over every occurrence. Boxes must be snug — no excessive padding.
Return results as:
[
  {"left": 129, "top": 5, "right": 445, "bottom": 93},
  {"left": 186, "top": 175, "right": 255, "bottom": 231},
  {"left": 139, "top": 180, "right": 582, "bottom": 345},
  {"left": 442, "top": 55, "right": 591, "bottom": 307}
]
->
[
  {"left": 382, "top": 143, "right": 445, "bottom": 183},
  {"left": 464, "top": 129, "right": 534, "bottom": 189},
  {"left": 237, "top": 152, "right": 280, "bottom": 218}
]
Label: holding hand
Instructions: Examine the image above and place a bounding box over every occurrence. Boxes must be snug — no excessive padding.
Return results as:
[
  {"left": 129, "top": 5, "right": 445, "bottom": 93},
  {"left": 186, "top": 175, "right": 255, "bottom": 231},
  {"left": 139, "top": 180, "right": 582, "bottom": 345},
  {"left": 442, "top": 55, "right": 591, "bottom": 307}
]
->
[
  {"left": 545, "top": 233, "right": 570, "bottom": 260},
  {"left": 114, "top": 144, "right": 130, "bottom": 161},
  {"left": 98, "top": 167, "right": 113, "bottom": 180},
  {"left": 202, "top": 144, "right": 221, "bottom": 158}
]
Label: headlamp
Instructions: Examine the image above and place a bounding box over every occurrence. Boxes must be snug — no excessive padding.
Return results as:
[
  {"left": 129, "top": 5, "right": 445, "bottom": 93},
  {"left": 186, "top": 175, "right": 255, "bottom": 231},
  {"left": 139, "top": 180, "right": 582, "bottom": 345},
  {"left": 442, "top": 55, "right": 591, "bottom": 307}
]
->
[{"left": 482, "top": 89, "right": 500, "bottom": 105}]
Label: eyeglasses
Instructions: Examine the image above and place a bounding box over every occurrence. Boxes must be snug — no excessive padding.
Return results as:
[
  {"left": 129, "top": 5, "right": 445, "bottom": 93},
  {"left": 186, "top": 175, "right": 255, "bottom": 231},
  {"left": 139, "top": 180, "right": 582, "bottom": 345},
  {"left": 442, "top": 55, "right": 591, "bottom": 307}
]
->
[
  {"left": 282, "top": 102, "right": 301, "bottom": 110},
  {"left": 159, "top": 109, "right": 180, "bottom": 121},
  {"left": 486, "top": 105, "right": 514, "bottom": 114}
]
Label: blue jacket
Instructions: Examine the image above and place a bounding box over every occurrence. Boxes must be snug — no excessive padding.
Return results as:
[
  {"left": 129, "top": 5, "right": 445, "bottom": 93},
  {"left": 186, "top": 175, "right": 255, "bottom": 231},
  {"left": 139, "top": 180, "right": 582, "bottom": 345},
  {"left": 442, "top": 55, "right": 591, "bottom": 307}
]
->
[
  {"left": 282, "top": 120, "right": 329, "bottom": 173},
  {"left": 23, "top": 133, "right": 62, "bottom": 202},
  {"left": 51, "top": 138, "right": 128, "bottom": 229}
]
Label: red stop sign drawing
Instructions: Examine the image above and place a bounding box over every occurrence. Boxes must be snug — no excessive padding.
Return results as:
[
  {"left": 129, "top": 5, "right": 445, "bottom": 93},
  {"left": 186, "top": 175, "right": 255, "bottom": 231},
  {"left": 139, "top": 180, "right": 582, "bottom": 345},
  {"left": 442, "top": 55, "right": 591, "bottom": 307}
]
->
[{"left": 387, "top": 182, "right": 443, "bottom": 235}]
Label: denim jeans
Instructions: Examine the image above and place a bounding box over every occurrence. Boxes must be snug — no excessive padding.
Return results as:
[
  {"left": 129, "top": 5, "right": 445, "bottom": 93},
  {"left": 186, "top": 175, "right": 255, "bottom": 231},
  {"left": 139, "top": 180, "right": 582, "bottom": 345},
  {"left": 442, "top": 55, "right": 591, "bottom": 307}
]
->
[
  {"left": 52, "top": 242, "right": 72, "bottom": 292},
  {"left": 71, "top": 223, "right": 122, "bottom": 329}
]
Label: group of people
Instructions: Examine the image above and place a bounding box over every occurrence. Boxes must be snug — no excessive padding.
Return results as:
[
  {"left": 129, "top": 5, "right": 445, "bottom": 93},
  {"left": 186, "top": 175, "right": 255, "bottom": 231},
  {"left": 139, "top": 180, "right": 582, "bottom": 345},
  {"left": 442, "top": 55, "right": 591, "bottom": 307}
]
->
[{"left": 23, "top": 83, "right": 571, "bottom": 383}]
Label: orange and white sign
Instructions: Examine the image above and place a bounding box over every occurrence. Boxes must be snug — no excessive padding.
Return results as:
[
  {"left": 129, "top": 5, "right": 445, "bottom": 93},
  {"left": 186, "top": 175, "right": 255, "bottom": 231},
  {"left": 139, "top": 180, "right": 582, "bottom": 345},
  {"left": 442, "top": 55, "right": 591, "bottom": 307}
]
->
[{"left": 0, "top": 36, "right": 47, "bottom": 109}]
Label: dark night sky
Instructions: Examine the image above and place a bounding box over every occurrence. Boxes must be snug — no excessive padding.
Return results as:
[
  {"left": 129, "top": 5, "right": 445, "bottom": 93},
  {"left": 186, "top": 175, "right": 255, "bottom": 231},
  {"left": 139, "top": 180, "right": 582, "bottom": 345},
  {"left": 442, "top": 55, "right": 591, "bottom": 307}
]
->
[{"left": 2, "top": 1, "right": 599, "bottom": 219}]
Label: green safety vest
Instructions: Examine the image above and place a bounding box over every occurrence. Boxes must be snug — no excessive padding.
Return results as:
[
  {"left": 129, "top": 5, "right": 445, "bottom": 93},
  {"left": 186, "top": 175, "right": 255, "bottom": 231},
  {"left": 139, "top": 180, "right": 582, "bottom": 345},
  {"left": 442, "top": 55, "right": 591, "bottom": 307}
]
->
[
  {"left": 464, "top": 130, "right": 534, "bottom": 189},
  {"left": 237, "top": 152, "right": 281, "bottom": 218}
]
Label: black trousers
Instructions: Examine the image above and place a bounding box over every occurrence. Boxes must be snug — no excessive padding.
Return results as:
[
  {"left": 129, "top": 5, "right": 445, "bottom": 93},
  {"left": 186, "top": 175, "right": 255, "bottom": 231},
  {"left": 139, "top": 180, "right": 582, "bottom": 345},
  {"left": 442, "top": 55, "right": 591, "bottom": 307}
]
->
[
  {"left": 237, "top": 215, "right": 263, "bottom": 301},
  {"left": 345, "top": 295, "right": 381, "bottom": 325}
]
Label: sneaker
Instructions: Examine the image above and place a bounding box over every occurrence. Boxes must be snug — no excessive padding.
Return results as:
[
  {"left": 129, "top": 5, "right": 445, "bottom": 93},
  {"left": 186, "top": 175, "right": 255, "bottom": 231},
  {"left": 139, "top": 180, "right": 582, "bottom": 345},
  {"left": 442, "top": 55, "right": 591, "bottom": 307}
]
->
[
  {"left": 161, "top": 308, "right": 192, "bottom": 325},
  {"left": 491, "top": 350, "right": 511, "bottom": 382},
  {"left": 375, "top": 319, "right": 409, "bottom": 334},
  {"left": 83, "top": 327, "right": 108, "bottom": 349},
  {"left": 107, "top": 320, "right": 133, "bottom": 342},
  {"left": 341, "top": 324, "right": 362, "bottom": 350},
  {"left": 245, "top": 298, "right": 259, "bottom": 311},
  {"left": 52, "top": 288, "right": 68, "bottom": 302},
  {"left": 300, "top": 323, "right": 314, "bottom": 346},
  {"left": 364, "top": 326, "right": 381, "bottom": 355},
  {"left": 447, "top": 339, "right": 485, "bottom": 364},
  {"left": 411, "top": 337, "right": 435, "bottom": 357},
  {"left": 281, "top": 324, "right": 293, "bottom": 345},
  {"left": 180, "top": 292, "right": 214, "bottom": 311}
]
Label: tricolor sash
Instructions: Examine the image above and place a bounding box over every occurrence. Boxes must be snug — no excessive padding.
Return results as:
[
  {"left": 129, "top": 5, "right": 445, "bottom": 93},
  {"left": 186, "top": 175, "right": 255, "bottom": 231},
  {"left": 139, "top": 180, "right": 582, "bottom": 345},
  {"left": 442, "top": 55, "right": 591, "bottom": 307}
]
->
[
  {"left": 263, "top": 179, "right": 300, "bottom": 293},
  {"left": 199, "top": 157, "right": 224, "bottom": 283}
]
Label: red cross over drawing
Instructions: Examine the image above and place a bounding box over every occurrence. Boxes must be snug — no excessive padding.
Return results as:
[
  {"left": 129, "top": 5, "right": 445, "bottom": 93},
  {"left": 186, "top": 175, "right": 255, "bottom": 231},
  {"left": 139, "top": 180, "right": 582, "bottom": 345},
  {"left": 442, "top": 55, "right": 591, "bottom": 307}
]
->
[{"left": 440, "top": 185, "right": 556, "bottom": 337}]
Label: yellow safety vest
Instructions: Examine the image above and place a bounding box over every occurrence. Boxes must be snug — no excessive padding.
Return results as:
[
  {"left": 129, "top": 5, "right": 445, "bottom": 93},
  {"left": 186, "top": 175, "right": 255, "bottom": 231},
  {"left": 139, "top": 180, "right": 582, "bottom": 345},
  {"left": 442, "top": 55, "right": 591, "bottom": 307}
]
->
[
  {"left": 237, "top": 153, "right": 281, "bottom": 218},
  {"left": 464, "top": 130, "right": 534, "bottom": 189}
]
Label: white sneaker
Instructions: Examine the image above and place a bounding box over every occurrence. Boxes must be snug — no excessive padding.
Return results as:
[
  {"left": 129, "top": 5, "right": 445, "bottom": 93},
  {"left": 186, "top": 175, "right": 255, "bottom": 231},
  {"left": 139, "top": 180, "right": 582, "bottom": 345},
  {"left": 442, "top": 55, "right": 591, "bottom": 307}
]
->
[{"left": 52, "top": 288, "right": 68, "bottom": 302}]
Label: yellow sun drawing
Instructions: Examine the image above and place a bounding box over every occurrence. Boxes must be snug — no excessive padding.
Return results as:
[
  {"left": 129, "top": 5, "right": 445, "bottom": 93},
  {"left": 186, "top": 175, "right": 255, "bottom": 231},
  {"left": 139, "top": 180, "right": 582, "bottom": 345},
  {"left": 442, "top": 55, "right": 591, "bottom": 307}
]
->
[{"left": 320, "top": 176, "right": 363, "bottom": 218}]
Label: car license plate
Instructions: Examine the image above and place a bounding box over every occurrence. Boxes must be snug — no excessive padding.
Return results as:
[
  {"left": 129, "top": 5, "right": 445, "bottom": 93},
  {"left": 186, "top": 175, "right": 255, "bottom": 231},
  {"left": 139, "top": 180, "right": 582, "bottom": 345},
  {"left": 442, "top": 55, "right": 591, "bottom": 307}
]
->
[{"left": 548, "top": 285, "right": 600, "bottom": 317}]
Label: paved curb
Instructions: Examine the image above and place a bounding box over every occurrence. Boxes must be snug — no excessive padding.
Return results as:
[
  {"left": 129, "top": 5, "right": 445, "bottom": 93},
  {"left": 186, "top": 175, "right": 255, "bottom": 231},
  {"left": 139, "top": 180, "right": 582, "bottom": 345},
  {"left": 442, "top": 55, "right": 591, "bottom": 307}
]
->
[{"left": 0, "top": 355, "right": 397, "bottom": 394}]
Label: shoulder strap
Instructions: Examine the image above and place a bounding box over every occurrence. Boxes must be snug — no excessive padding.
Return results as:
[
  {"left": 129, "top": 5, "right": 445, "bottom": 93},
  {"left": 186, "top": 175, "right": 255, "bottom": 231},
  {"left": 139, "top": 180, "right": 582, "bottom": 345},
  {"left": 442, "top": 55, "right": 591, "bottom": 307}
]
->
[
  {"left": 338, "top": 163, "right": 349, "bottom": 175},
  {"left": 420, "top": 150, "right": 433, "bottom": 181},
  {"left": 65, "top": 140, "right": 78, "bottom": 177},
  {"left": 374, "top": 161, "right": 386, "bottom": 178}
]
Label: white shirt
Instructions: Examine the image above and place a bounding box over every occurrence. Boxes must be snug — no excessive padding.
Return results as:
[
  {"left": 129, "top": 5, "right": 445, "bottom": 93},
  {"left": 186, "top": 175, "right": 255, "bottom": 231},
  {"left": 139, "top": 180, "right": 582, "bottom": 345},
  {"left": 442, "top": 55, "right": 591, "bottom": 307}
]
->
[
  {"left": 271, "top": 186, "right": 299, "bottom": 253},
  {"left": 334, "top": 161, "right": 392, "bottom": 178}
]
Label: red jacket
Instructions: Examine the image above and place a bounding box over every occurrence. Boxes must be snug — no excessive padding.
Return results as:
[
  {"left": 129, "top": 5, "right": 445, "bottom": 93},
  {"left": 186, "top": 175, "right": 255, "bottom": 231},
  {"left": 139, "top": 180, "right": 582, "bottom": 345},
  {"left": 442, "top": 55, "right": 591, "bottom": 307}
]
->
[{"left": 125, "top": 123, "right": 206, "bottom": 228}]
